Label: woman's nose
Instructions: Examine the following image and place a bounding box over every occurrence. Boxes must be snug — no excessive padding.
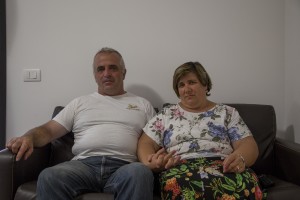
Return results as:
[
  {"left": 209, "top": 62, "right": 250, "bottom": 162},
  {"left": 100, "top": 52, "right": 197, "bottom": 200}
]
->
[{"left": 184, "top": 85, "right": 191, "bottom": 91}]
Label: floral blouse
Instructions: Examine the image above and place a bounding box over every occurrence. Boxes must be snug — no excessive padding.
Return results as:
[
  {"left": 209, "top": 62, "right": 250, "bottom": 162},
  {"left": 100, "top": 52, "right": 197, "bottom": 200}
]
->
[{"left": 143, "top": 104, "right": 252, "bottom": 159}]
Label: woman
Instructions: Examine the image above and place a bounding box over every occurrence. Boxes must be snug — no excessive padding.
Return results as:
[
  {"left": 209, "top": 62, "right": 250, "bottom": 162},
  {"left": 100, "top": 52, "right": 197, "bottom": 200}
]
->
[{"left": 138, "top": 62, "right": 264, "bottom": 200}]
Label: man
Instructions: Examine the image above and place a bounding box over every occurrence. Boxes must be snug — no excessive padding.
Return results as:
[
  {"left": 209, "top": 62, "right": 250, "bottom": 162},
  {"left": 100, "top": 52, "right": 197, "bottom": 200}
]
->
[{"left": 6, "top": 47, "right": 156, "bottom": 200}]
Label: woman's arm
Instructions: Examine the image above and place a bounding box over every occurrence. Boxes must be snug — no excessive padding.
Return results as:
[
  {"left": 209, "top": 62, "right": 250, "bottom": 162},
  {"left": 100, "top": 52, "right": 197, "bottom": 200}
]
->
[
  {"left": 223, "top": 136, "right": 259, "bottom": 173},
  {"left": 232, "top": 136, "right": 259, "bottom": 166}
]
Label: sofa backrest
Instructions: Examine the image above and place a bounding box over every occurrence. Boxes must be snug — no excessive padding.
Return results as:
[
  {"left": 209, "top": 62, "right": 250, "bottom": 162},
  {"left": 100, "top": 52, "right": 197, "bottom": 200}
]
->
[
  {"left": 227, "top": 104, "right": 276, "bottom": 175},
  {"left": 49, "top": 104, "right": 277, "bottom": 175}
]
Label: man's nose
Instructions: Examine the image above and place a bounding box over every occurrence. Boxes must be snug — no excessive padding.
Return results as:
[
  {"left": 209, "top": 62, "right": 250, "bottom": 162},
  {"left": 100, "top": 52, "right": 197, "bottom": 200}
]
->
[{"left": 103, "top": 68, "right": 112, "bottom": 76}]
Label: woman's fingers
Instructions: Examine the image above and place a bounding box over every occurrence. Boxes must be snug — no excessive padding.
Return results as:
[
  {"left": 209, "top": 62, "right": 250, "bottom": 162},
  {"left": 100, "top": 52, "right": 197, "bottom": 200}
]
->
[
  {"left": 223, "top": 153, "right": 245, "bottom": 173},
  {"left": 150, "top": 148, "right": 181, "bottom": 170},
  {"left": 165, "top": 155, "right": 181, "bottom": 169}
]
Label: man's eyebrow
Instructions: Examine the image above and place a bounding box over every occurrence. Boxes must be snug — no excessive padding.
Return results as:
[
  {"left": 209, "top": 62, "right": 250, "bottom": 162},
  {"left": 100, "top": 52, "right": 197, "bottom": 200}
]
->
[
  {"left": 97, "top": 64, "right": 118, "bottom": 67},
  {"left": 108, "top": 64, "right": 120, "bottom": 69}
]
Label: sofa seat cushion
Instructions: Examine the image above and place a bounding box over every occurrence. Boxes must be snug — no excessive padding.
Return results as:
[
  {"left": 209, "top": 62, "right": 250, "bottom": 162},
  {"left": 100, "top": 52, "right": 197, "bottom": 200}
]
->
[
  {"left": 14, "top": 177, "right": 300, "bottom": 200},
  {"left": 75, "top": 193, "right": 113, "bottom": 200},
  {"left": 14, "top": 181, "right": 36, "bottom": 200},
  {"left": 14, "top": 181, "right": 115, "bottom": 200},
  {"left": 14, "top": 181, "right": 161, "bottom": 200},
  {"left": 266, "top": 176, "right": 300, "bottom": 200}
]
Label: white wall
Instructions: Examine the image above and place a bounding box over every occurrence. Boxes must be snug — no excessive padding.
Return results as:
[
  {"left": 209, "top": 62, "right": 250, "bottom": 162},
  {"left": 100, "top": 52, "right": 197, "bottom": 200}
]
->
[
  {"left": 284, "top": 0, "right": 300, "bottom": 142},
  {"left": 6, "top": 1, "right": 289, "bottom": 141}
]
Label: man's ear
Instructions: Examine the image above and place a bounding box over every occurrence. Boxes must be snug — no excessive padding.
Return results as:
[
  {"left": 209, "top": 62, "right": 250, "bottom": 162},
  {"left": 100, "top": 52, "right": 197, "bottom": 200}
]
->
[{"left": 123, "top": 69, "right": 127, "bottom": 79}]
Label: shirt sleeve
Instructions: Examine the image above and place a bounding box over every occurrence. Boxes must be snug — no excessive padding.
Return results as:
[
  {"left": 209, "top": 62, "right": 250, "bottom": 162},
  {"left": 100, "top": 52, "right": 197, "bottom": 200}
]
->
[
  {"left": 52, "top": 98, "right": 78, "bottom": 132},
  {"left": 226, "top": 106, "right": 252, "bottom": 142},
  {"left": 143, "top": 110, "right": 166, "bottom": 147}
]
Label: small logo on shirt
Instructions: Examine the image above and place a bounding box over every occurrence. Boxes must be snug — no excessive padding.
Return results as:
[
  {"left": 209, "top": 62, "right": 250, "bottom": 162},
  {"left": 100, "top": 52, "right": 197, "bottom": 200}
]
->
[{"left": 127, "top": 104, "right": 140, "bottom": 111}]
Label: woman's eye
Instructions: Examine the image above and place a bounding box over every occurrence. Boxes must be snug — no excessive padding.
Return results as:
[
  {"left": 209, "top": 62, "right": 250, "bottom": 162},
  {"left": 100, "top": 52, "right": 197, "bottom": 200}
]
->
[{"left": 178, "top": 83, "right": 184, "bottom": 88}]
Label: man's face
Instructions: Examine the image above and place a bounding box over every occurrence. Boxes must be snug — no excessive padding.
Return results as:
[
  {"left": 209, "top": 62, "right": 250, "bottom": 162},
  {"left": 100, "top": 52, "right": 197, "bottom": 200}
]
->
[{"left": 93, "top": 52, "right": 126, "bottom": 96}]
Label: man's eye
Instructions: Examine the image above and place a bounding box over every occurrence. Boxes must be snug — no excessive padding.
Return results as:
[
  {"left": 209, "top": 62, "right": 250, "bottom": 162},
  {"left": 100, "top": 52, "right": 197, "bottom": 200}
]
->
[
  {"left": 110, "top": 66, "right": 119, "bottom": 71},
  {"left": 97, "top": 67, "right": 104, "bottom": 72}
]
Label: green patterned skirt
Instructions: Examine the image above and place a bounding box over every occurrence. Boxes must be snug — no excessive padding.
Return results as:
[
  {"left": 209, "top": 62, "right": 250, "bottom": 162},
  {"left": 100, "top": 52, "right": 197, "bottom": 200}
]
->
[{"left": 160, "top": 157, "right": 265, "bottom": 200}]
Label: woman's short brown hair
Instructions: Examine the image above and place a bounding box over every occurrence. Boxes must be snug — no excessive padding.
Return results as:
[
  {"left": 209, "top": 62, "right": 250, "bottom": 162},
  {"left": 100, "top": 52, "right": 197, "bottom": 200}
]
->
[{"left": 173, "top": 62, "right": 212, "bottom": 97}]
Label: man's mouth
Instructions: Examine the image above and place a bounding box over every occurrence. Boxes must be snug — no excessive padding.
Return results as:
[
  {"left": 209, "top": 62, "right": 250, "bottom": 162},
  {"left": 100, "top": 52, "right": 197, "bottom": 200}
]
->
[{"left": 103, "top": 79, "right": 114, "bottom": 84}]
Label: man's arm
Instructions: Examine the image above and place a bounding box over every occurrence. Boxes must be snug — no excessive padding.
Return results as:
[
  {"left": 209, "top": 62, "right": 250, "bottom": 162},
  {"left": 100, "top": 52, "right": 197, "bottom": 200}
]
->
[{"left": 6, "top": 120, "right": 68, "bottom": 161}]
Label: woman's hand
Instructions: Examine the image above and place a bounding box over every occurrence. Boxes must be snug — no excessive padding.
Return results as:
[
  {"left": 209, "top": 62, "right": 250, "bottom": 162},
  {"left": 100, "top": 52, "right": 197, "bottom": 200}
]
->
[
  {"left": 137, "top": 133, "right": 181, "bottom": 172},
  {"left": 148, "top": 148, "right": 181, "bottom": 172},
  {"left": 222, "top": 153, "right": 246, "bottom": 173},
  {"left": 223, "top": 136, "right": 259, "bottom": 173}
]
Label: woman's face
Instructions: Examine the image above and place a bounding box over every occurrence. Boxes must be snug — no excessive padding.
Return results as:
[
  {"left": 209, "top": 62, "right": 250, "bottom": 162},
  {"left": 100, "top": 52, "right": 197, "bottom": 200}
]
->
[{"left": 178, "top": 72, "right": 207, "bottom": 107}]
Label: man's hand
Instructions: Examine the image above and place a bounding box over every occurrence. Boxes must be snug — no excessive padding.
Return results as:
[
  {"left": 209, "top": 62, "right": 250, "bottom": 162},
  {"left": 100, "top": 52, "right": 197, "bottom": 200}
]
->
[
  {"left": 6, "top": 135, "right": 34, "bottom": 161},
  {"left": 5, "top": 121, "right": 67, "bottom": 161},
  {"left": 147, "top": 148, "right": 181, "bottom": 172}
]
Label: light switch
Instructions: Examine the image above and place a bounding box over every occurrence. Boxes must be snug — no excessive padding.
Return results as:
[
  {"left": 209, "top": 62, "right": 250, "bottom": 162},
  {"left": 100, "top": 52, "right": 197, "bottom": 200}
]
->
[
  {"left": 24, "top": 69, "right": 41, "bottom": 82},
  {"left": 29, "top": 71, "right": 37, "bottom": 79}
]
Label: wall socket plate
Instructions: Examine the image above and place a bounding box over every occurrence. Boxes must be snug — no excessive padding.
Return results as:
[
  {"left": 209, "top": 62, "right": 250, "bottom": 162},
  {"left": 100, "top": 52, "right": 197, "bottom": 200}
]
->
[{"left": 24, "top": 69, "right": 41, "bottom": 82}]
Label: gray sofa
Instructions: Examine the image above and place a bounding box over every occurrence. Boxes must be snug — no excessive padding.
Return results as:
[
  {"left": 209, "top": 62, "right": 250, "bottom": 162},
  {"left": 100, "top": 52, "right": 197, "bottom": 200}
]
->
[{"left": 1, "top": 104, "right": 300, "bottom": 200}]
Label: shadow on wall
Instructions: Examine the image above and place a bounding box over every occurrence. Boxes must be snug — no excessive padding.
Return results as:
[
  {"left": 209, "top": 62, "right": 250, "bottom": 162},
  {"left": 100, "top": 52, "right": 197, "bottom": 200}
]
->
[
  {"left": 277, "top": 125, "right": 295, "bottom": 142},
  {"left": 278, "top": 103, "right": 300, "bottom": 143},
  {"left": 126, "top": 84, "right": 164, "bottom": 111}
]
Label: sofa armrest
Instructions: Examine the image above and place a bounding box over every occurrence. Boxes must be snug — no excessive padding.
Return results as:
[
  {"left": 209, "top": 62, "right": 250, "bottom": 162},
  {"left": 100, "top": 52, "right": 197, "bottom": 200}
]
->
[
  {"left": 0, "top": 148, "right": 15, "bottom": 200},
  {"left": 0, "top": 145, "right": 51, "bottom": 200},
  {"left": 274, "top": 137, "right": 300, "bottom": 186}
]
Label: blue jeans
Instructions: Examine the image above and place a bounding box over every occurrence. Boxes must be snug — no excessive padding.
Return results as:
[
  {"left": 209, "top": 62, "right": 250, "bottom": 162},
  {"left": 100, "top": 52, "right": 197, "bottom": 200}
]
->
[{"left": 37, "top": 156, "right": 154, "bottom": 200}]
